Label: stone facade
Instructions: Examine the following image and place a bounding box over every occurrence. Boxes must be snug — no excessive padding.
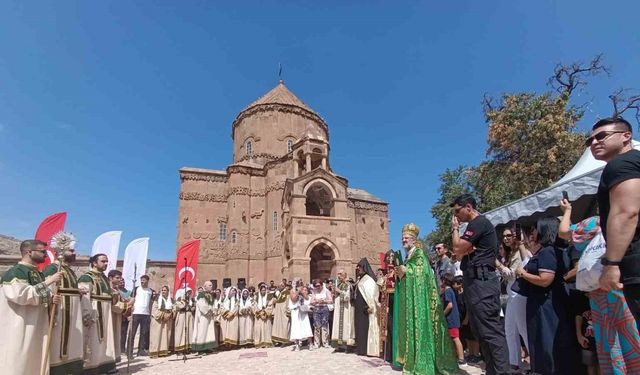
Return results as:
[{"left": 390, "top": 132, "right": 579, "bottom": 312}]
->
[{"left": 177, "top": 81, "right": 390, "bottom": 287}]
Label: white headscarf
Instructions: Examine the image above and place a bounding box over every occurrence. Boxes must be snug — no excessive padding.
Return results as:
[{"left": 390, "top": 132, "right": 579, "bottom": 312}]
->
[
  {"left": 239, "top": 288, "right": 252, "bottom": 309},
  {"left": 256, "top": 287, "right": 269, "bottom": 310},
  {"left": 175, "top": 287, "right": 192, "bottom": 300},
  {"left": 223, "top": 287, "right": 237, "bottom": 310},
  {"left": 159, "top": 288, "right": 174, "bottom": 310}
]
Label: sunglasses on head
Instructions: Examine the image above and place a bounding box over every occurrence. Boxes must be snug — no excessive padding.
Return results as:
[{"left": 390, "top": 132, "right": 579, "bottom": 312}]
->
[{"left": 585, "top": 130, "right": 627, "bottom": 146}]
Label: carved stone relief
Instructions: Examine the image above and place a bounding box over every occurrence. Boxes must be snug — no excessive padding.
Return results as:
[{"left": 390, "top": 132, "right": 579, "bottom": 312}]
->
[{"left": 347, "top": 200, "right": 388, "bottom": 212}]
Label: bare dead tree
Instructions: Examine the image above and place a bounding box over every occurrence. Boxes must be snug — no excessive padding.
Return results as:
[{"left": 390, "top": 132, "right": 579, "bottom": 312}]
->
[
  {"left": 610, "top": 88, "right": 640, "bottom": 126},
  {"left": 482, "top": 93, "right": 496, "bottom": 113},
  {"left": 548, "top": 54, "right": 610, "bottom": 96}
]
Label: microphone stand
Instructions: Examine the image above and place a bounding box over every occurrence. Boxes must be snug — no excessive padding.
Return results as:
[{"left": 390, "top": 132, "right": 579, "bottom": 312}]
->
[{"left": 126, "top": 264, "right": 137, "bottom": 375}]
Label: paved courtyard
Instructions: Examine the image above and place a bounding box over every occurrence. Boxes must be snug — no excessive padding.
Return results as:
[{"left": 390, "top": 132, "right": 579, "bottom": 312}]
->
[{"left": 116, "top": 346, "right": 485, "bottom": 375}]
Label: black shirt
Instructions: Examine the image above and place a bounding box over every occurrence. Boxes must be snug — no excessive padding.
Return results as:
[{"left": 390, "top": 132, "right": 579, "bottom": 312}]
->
[
  {"left": 513, "top": 246, "right": 557, "bottom": 298},
  {"left": 459, "top": 214, "right": 498, "bottom": 271},
  {"left": 598, "top": 149, "right": 640, "bottom": 284}
]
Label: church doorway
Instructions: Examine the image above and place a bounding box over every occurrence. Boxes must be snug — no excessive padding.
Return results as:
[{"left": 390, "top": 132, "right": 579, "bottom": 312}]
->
[{"left": 309, "top": 243, "right": 335, "bottom": 282}]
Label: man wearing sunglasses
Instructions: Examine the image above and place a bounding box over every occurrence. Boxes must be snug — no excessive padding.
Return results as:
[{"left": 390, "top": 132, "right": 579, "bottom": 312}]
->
[
  {"left": 591, "top": 116, "right": 640, "bottom": 328},
  {"left": 0, "top": 240, "right": 63, "bottom": 375}
]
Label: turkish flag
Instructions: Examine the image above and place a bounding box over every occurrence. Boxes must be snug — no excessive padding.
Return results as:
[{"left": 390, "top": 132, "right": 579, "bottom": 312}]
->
[
  {"left": 34, "top": 212, "right": 67, "bottom": 271},
  {"left": 173, "top": 240, "right": 200, "bottom": 297}
]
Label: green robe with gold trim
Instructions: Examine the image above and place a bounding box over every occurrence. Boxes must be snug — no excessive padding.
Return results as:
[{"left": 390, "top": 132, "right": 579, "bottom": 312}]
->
[
  {"left": 78, "top": 270, "right": 117, "bottom": 375},
  {"left": 0, "top": 262, "right": 52, "bottom": 375},
  {"left": 396, "top": 248, "right": 457, "bottom": 375},
  {"left": 43, "top": 263, "right": 84, "bottom": 375}
]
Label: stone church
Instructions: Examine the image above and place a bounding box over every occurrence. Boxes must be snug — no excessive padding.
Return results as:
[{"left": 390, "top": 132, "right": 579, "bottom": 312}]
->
[{"left": 177, "top": 81, "right": 390, "bottom": 287}]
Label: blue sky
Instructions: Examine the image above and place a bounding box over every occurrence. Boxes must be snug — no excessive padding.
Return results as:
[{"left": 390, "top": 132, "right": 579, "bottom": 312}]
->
[{"left": 1, "top": 1, "right": 638, "bottom": 260}]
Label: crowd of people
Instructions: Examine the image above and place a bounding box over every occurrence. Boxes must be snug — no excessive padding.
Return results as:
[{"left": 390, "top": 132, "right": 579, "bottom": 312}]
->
[{"left": 1, "top": 116, "right": 640, "bottom": 375}]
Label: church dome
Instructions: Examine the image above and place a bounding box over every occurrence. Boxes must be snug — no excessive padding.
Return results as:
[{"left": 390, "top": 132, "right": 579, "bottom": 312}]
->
[{"left": 231, "top": 81, "right": 328, "bottom": 141}]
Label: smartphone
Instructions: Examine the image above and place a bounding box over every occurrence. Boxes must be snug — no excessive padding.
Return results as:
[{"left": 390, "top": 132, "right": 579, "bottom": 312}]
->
[
  {"left": 514, "top": 223, "right": 522, "bottom": 240},
  {"left": 562, "top": 190, "right": 569, "bottom": 201}
]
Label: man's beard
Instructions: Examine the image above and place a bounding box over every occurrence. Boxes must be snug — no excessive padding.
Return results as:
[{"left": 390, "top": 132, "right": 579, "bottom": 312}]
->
[
  {"left": 402, "top": 242, "right": 413, "bottom": 251},
  {"left": 64, "top": 254, "right": 76, "bottom": 264},
  {"left": 33, "top": 255, "right": 46, "bottom": 264}
]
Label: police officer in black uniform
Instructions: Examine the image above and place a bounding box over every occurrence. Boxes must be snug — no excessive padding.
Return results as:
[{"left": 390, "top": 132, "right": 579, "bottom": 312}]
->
[{"left": 451, "top": 194, "right": 509, "bottom": 375}]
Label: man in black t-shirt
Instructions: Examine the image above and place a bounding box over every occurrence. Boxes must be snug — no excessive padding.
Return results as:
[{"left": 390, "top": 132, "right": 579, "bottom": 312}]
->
[
  {"left": 590, "top": 116, "right": 640, "bottom": 326},
  {"left": 451, "top": 194, "right": 509, "bottom": 375}
]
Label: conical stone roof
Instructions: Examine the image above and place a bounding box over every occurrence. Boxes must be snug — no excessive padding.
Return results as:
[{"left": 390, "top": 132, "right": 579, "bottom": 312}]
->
[
  {"left": 232, "top": 81, "right": 328, "bottom": 139},
  {"left": 242, "top": 80, "right": 318, "bottom": 115}
]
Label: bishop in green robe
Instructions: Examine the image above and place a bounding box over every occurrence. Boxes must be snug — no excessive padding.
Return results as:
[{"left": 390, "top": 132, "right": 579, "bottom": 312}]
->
[{"left": 395, "top": 223, "right": 458, "bottom": 375}]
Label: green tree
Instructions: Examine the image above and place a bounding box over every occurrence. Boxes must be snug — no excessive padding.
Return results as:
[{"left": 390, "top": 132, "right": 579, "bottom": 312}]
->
[
  {"left": 426, "top": 55, "right": 609, "bottom": 242},
  {"left": 475, "top": 92, "right": 586, "bottom": 210},
  {"left": 423, "top": 165, "right": 477, "bottom": 248}
]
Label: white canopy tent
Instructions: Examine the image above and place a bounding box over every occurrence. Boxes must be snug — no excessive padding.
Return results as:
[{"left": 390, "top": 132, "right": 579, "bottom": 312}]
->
[{"left": 485, "top": 140, "right": 640, "bottom": 227}]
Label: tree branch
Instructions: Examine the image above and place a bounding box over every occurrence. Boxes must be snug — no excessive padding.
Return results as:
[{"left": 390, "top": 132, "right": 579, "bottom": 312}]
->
[
  {"left": 482, "top": 93, "right": 495, "bottom": 113},
  {"left": 610, "top": 88, "right": 640, "bottom": 127},
  {"left": 548, "top": 53, "right": 610, "bottom": 96}
]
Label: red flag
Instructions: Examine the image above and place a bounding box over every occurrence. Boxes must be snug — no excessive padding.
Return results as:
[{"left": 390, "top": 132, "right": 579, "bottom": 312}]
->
[
  {"left": 173, "top": 240, "right": 200, "bottom": 297},
  {"left": 379, "top": 251, "right": 386, "bottom": 270},
  {"left": 34, "top": 212, "right": 67, "bottom": 271}
]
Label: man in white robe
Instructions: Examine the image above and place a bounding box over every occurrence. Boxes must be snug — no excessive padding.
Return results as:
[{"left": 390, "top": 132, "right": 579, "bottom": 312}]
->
[
  {"left": 174, "top": 288, "right": 195, "bottom": 353},
  {"left": 271, "top": 281, "right": 291, "bottom": 345},
  {"left": 43, "top": 240, "right": 85, "bottom": 374},
  {"left": 150, "top": 286, "right": 175, "bottom": 357},
  {"left": 331, "top": 270, "right": 355, "bottom": 350},
  {"left": 355, "top": 258, "right": 381, "bottom": 357},
  {"left": 192, "top": 281, "right": 217, "bottom": 353},
  {"left": 0, "top": 240, "right": 62, "bottom": 375},
  {"left": 108, "top": 270, "right": 130, "bottom": 363},
  {"left": 78, "top": 253, "right": 117, "bottom": 374}
]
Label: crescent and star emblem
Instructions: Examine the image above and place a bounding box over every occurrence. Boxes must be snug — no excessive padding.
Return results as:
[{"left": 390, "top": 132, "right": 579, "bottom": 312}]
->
[{"left": 178, "top": 266, "right": 196, "bottom": 280}]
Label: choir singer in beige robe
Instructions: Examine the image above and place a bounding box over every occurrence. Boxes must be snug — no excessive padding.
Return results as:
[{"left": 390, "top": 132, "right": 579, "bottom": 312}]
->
[
  {"left": 78, "top": 253, "right": 117, "bottom": 374},
  {"left": 0, "top": 240, "right": 62, "bottom": 375},
  {"left": 174, "top": 288, "right": 196, "bottom": 353},
  {"left": 331, "top": 270, "right": 355, "bottom": 350},
  {"left": 150, "top": 286, "right": 175, "bottom": 358}
]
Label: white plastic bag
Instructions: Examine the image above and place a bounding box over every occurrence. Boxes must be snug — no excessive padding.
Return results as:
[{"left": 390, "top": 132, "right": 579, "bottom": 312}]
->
[{"left": 576, "top": 232, "right": 606, "bottom": 292}]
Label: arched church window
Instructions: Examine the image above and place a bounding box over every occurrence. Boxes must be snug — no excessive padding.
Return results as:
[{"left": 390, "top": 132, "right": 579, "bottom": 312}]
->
[
  {"left": 231, "top": 230, "right": 237, "bottom": 244},
  {"left": 287, "top": 139, "right": 294, "bottom": 153},
  {"left": 246, "top": 140, "right": 253, "bottom": 157},
  {"left": 219, "top": 223, "right": 227, "bottom": 242},
  {"left": 305, "top": 182, "right": 334, "bottom": 217},
  {"left": 273, "top": 211, "right": 278, "bottom": 232}
]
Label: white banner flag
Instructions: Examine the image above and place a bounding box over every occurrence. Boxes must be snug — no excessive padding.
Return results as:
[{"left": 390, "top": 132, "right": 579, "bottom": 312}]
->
[
  {"left": 122, "top": 237, "right": 149, "bottom": 291},
  {"left": 91, "top": 231, "right": 122, "bottom": 275}
]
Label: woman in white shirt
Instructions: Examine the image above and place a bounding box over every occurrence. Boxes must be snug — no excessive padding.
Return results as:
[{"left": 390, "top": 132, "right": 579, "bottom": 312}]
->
[
  {"left": 497, "top": 227, "right": 532, "bottom": 373},
  {"left": 289, "top": 286, "right": 313, "bottom": 351}
]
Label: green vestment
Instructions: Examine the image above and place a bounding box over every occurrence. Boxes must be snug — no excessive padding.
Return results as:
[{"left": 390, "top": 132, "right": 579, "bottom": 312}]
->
[{"left": 395, "top": 248, "right": 458, "bottom": 375}]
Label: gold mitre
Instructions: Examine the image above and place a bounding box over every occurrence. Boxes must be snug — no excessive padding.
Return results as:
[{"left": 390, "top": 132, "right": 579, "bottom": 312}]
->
[{"left": 402, "top": 223, "right": 420, "bottom": 238}]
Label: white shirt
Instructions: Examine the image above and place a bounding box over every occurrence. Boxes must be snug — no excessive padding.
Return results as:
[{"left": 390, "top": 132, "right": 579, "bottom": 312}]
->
[
  {"left": 133, "top": 286, "right": 152, "bottom": 315},
  {"left": 452, "top": 260, "right": 463, "bottom": 277}
]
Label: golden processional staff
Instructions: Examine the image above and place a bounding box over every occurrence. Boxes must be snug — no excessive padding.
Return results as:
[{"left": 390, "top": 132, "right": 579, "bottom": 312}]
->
[{"left": 41, "top": 232, "right": 76, "bottom": 375}]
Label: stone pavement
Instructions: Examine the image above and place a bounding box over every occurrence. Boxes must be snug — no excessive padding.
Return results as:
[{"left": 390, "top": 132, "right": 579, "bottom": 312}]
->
[{"left": 116, "top": 346, "right": 485, "bottom": 375}]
